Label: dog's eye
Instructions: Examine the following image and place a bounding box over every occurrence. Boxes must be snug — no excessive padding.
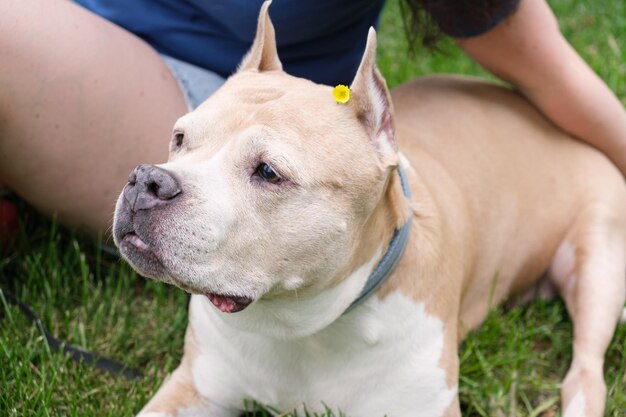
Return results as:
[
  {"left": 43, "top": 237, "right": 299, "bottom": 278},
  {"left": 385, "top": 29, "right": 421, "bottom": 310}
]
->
[
  {"left": 171, "top": 132, "right": 184, "bottom": 151},
  {"left": 255, "top": 163, "right": 281, "bottom": 184}
]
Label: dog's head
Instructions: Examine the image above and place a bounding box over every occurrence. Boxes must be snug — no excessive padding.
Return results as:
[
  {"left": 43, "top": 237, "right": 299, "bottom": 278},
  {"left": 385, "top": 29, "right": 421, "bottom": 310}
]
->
[{"left": 113, "top": 1, "right": 406, "bottom": 319}]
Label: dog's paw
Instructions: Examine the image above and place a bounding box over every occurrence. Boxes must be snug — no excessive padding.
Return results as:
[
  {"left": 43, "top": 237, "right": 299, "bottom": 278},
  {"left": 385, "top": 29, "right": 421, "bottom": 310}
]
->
[{"left": 137, "top": 413, "right": 174, "bottom": 417}]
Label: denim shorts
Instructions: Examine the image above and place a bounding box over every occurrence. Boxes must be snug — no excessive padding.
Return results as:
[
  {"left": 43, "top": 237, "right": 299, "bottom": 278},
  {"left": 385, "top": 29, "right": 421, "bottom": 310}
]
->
[{"left": 161, "top": 54, "right": 226, "bottom": 111}]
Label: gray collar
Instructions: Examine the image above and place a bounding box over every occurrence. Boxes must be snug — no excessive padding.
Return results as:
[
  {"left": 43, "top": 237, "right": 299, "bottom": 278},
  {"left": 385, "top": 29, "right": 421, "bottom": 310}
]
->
[{"left": 343, "top": 166, "right": 412, "bottom": 314}]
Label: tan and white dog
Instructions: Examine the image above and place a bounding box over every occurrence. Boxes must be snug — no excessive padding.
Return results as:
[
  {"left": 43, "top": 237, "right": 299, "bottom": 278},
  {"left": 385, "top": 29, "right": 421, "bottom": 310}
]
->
[{"left": 113, "top": 3, "right": 626, "bottom": 416}]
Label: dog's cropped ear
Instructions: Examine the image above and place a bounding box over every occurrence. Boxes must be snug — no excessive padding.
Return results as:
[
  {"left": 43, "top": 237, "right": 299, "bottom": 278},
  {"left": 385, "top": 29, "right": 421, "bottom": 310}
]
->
[
  {"left": 350, "top": 28, "right": 397, "bottom": 168},
  {"left": 238, "top": 0, "right": 283, "bottom": 72}
]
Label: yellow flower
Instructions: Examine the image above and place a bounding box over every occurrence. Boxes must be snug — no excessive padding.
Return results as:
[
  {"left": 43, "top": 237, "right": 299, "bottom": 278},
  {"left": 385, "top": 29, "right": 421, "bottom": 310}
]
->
[{"left": 332, "top": 84, "right": 351, "bottom": 104}]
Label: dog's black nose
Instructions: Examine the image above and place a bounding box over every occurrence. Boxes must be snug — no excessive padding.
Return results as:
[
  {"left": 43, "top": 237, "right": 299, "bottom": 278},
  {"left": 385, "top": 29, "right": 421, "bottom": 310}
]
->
[{"left": 124, "top": 164, "right": 182, "bottom": 211}]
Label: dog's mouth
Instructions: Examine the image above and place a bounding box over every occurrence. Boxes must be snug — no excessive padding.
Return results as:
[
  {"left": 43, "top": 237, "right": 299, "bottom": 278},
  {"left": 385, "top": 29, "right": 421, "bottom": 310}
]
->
[
  {"left": 117, "top": 231, "right": 166, "bottom": 276},
  {"left": 120, "top": 231, "right": 157, "bottom": 259},
  {"left": 205, "top": 292, "right": 254, "bottom": 313},
  {"left": 118, "top": 226, "right": 255, "bottom": 314},
  {"left": 120, "top": 230, "right": 255, "bottom": 313},
  {"left": 122, "top": 232, "right": 150, "bottom": 251}
]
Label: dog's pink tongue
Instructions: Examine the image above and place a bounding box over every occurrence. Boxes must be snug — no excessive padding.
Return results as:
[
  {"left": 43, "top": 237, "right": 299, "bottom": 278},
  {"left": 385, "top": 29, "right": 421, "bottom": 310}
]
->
[{"left": 206, "top": 293, "right": 252, "bottom": 313}]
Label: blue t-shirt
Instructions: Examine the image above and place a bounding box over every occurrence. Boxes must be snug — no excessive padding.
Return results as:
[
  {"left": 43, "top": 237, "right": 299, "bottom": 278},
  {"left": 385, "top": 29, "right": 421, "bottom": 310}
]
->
[
  {"left": 75, "top": 0, "right": 519, "bottom": 86},
  {"left": 76, "top": 0, "right": 384, "bottom": 86}
]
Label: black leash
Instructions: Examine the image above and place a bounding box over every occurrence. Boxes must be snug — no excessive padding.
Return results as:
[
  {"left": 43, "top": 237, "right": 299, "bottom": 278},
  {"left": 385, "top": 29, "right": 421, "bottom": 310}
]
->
[
  {"left": 1, "top": 288, "right": 143, "bottom": 380},
  {"left": 1, "top": 188, "right": 141, "bottom": 380}
]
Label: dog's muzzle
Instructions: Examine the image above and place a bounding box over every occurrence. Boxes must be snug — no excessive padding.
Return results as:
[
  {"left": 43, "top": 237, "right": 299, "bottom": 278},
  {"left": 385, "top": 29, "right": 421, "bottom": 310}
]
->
[{"left": 113, "top": 164, "right": 182, "bottom": 278}]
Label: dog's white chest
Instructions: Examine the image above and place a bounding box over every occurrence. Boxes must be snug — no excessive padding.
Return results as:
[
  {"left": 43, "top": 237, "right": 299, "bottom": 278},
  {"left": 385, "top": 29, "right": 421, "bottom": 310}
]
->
[{"left": 189, "top": 291, "right": 455, "bottom": 417}]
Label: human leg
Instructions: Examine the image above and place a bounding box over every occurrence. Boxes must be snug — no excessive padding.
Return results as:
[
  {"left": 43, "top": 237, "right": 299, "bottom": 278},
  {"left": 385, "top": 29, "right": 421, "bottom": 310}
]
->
[{"left": 0, "top": 0, "right": 188, "bottom": 234}]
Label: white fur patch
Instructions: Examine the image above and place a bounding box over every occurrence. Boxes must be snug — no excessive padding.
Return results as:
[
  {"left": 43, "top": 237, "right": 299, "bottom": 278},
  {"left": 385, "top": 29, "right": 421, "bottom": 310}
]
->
[
  {"left": 563, "top": 389, "right": 586, "bottom": 417},
  {"left": 139, "top": 405, "right": 234, "bottom": 417},
  {"left": 189, "top": 285, "right": 456, "bottom": 416},
  {"left": 550, "top": 240, "right": 577, "bottom": 293},
  {"left": 282, "top": 275, "right": 304, "bottom": 291},
  {"left": 398, "top": 151, "right": 412, "bottom": 171},
  {"left": 177, "top": 406, "right": 231, "bottom": 417},
  {"left": 620, "top": 307, "right": 626, "bottom": 324},
  {"left": 161, "top": 145, "right": 235, "bottom": 246}
]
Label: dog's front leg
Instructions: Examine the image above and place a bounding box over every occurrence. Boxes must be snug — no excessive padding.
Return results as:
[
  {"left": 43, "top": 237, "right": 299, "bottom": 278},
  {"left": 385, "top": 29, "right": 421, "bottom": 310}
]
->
[
  {"left": 137, "top": 361, "right": 237, "bottom": 417},
  {"left": 137, "top": 361, "right": 238, "bottom": 417},
  {"left": 441, "top": 322, "right": 462, "bottom": 417},
  {"left": 137, "top": 326, "right": 239, "bottom": 417}
]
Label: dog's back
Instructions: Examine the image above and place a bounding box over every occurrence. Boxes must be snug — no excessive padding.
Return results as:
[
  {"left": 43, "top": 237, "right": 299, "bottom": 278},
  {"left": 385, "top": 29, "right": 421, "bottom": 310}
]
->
[{"left": 393, "top": 75, "right": 626, "bottom": 314}]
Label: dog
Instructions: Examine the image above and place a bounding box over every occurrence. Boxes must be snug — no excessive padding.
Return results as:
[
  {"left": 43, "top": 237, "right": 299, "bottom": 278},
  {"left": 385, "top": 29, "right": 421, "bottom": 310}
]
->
[{"left": 113, "top": 2, "right": 626, "bottom": 416}]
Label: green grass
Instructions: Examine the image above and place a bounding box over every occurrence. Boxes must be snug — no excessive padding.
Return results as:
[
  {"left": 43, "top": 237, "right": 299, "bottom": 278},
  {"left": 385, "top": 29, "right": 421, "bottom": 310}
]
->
[{"left": 1, "top": 0, "right": 625, "bottom": 416}]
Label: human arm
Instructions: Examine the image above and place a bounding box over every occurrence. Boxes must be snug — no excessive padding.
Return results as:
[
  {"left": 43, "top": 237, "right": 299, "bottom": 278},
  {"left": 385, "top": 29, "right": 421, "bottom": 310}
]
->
[{"left": 456, "top": 0, "right": 626, "bottom": 174}]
